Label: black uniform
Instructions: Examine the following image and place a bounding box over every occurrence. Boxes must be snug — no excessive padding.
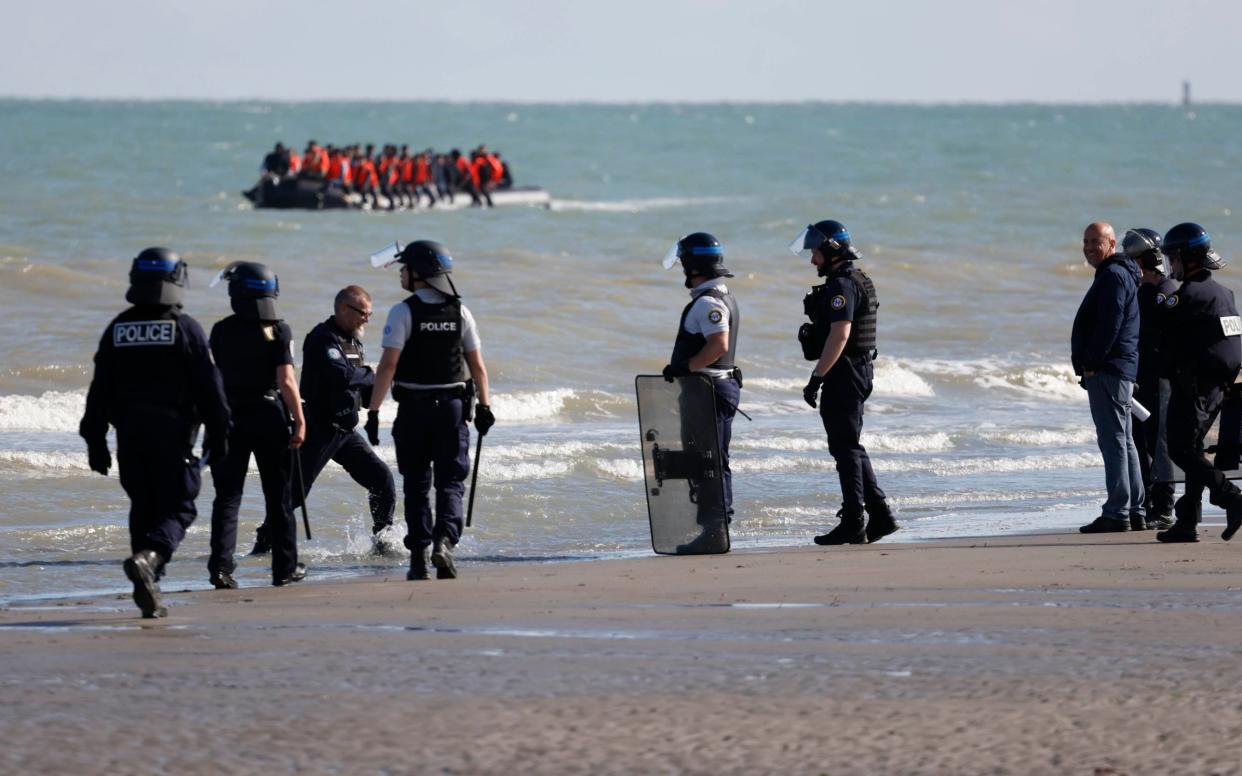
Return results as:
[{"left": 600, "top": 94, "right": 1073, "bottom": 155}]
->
[
  {"left": 390, "top": 294, "right": 473, "bottom": 551},
  {"left": 1135, "top": 276, "right": 1179, "bottom": 518},
  {"left": 805, "top": 262, "right": 889, "bottom": 520},
  {"left": 208, "top": 315, "right": 300, "bottom": 582},
  {"left": 1161, "top": 270, "right": 1242, "bottom": 527},
  {"left": 80, "top": 305, "right": 230, "bottom": 566},
  {"left": 296, "top": 317, "right": 395, "bottom": 532}
]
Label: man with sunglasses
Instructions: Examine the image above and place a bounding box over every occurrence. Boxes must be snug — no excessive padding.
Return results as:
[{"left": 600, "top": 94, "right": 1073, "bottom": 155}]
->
[
  {"left": 790, "top": 220, "right": 899, "bottom": 546},
  {"left": 248, "top": 285, "right": 397, "bottom": 556}
]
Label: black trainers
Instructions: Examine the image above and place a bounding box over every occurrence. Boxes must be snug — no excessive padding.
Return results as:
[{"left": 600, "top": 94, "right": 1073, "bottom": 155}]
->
[
  {"left": 1224, "top": 505, "right": 1242, "bottom": 542},
  {"left": 1147, "top": 513, "right": 1175, "bottom": 530},
  {"left": 1079, "top": 516, "right": 1130, "bottom": 534},
  {"left": 209, "top": 571, "right": 238, "bottom": 590},
  {"left": 814, "top": 511, "right": 867, "bottom": 546},
  {"left": 675, "top": 525, "right": 729, "bottom": 554},
  {"left": 431, "top": 538, "right": 457, "bottom": 580},
  {"left": 1156, "top": 522, "right": 1199, "bottom": 543},
  {"left": 248, "top": 526, "right": 271, "bottom": 556},
  {"left": 407, "top": 547, "right": 431, "bottom": 581},
  {"left": 865, "top": 508, "right": 899, "bottom": 543},
  {"left": 123, "top": 549, "right": 167, "bottom": 619},
  {"left": 1130, "top": 515, "right": 1150, "bottom": 531},
  {"left": 273, "top": 563, "right": 307, "bottom": 587}
]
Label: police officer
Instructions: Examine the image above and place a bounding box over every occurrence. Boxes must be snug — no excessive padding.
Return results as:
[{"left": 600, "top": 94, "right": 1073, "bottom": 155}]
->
[
  {"left": 660, "top": 232, "right": 741, "bottom": 553},
  {"left": 1155, "top": 223, "right": 1242, "bottom": 543},
  {"left": 207, "top": 262, "right": 308, "bottom": 586},
  {"left": 790, "top": 220, "right": 899, "bottom": 545},
  {"left": 80, "top": 248, "right": 231, "bottom": 618},
  {"left": 1126, "top": 228, "right": 1178, "bottom": 529},
  {"left": 248, "top": 286, "right": 397, "bottom": 555},
  {"left": 367, "top": 241, "right": 495, "bottom": 581}
]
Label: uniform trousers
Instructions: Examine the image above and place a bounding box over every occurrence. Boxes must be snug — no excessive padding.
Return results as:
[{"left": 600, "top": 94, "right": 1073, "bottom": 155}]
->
[
  {"left": 1133, "top": 377, "right": 1175, "bottom": 516},
  {"left": 116, "top": 408, "right": 201, "bottom": 572},
  {"left": 1167, "top": 374, "right": 1242, "bottom": 523},
  {"left": 393, "top": 391, "right": 470, "bottom": 550},
  {"left": 294, "top": 422, "right": 396, "bottom": 531},
  {"left": 209, "top": 398, "right": 298, "bottom": 580},
  {"left": 818, "top": 354, "right": 887, "bottom": 517}
]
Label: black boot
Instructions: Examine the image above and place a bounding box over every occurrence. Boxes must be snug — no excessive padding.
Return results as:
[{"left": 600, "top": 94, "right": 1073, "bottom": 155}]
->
[
  {"left": 814, "top": 510, "right": 867, "bottom": 546},
  {"left": 1224, "top": 497, "right": 1242, "bottom": 541},
  {"left": 123, "top": 549, "right": 167, "bottom": 619},
  {"left": 407, "top": 546, "right": 431, "bottom": 581},
  {"left": 248, "top": 525, "right": 271, "bottom": 556},
  {"left": 675, "top": 523, "right": 729, "bottom": 554},
  {"left": 865, "top": 503, "right": 899, "bottom": 543},
  {"left": 1156, "top": 521, "right": 1199, "bottom": 543},
  {"left": 431, "top": 538, "right": 457, "bottom": 579}
]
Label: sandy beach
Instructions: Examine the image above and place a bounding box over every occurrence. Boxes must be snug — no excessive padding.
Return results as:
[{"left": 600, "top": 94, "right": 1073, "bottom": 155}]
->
[{"left": 3, "top": 530, "right": 1242, "bottom": 775}]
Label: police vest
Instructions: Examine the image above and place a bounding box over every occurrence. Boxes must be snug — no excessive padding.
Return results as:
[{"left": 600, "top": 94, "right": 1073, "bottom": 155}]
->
[
  {"left": 803, "top": 267, "right": 878, "bottom": 359},
  {"left": 212, "top": 316, "right": 285, "bottom": 401},
  {"left": 670, "top": 288, "right": 738, "bottom": 370},
  {"left": 1168, "top": 273, "right": 1242, "bottom": 381},
  {"left": 106, "top": 306, "right": 193, "bottom": 418},
  {"left": 394, "top": 296, "right": 469, "bottom": 385}
]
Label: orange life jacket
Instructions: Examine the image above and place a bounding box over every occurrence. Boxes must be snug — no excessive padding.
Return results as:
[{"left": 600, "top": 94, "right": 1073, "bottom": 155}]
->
[
  {"left": 457, "top": 156, "right": 479, "bottom": 187},
  {"left": 414, "top": 156, "right": 430, "bottom": 185},
  {"left": 288, "top": 152, "right": 302, "bottom": 173},
  {"left": 486, "top": 154, "right": 504, "bottom": 182},
  {"left": 355, "top": 159, "right": 378, "bottom": 188},
  {"left": 400, "top": 158, "right": 414, "bottom": 183}
]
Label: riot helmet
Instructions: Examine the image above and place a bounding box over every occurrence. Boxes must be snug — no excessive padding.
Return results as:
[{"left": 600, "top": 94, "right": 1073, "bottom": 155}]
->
[
  {"left": 126, "top": 247, "right": 188, "bottom": 306},
  {"left": 788, "top": 220, "right": 861, "bottom": 274},
  {"left": 1162, "top": 222, "right": 1224, "bottom": 274},
  {"left": 662, "top": 232, "right": 733, "bottom": 289},
  {"left": 397, "top": 240, "right": 458, "bottom": 296},
  {"left": 1122, "top": 228, "right": 1166, "bottom": 274},
  {"left": 211, "top": 261, "right": 280, "bottom": 320}
]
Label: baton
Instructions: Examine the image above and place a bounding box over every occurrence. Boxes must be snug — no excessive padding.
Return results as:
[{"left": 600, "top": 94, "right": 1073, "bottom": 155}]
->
[
  {"left": 293, "top": 447, "right": 312, "bottom": 540},
  {"left": 466, "top": 433, "right": 484, "bottom": 527}
]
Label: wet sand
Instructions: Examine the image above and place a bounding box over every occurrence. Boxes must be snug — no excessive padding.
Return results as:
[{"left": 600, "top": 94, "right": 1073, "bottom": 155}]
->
[{"left": 3, "top": 530, "right": 1242, "bottom": 775}]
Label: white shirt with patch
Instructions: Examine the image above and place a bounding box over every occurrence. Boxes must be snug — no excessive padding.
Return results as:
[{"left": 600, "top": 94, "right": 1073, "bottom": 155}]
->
[{"left": 684, "top": 278, "right": 732, "bottom": 380}]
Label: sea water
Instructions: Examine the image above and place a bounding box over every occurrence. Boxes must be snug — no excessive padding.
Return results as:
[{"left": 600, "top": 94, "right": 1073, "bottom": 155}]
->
[{"left": 1, "top": 100, "right": 1239, "bottom": 601}]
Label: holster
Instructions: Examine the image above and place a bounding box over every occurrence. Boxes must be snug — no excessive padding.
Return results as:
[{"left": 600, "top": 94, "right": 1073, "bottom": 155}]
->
[{"left": 463, "top": 379, "right": 477, "bottom": 423}]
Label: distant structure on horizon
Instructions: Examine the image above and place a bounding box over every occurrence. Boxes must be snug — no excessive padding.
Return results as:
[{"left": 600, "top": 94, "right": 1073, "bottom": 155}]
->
[{"left": 1183, "top": 80, "right": 1192, "bottom": 106}]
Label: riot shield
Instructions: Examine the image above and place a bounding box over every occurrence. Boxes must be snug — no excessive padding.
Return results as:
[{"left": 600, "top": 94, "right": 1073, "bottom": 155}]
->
[{"left": 636, "top": 375, "right": 730, "bottom": 555}]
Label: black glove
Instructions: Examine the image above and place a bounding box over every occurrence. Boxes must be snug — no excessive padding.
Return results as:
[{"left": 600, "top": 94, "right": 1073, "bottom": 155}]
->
[
  {"left": 803, "top": 374, "right": 824, "bottom": 408},
  {"left": 365, "top": 409, "right": 380, "bottom": 446},
  {"left": 475, "top": 404, "right": 495, "bottom": 436},
  {"left": 86, "top": 438, "right": 111, "bottom": 476},
  {"left": 203, "top": 432, "right": 229, "bottom": 467},
  {"left": 662, "top": 363, "right": 692, "bottom": 382}
]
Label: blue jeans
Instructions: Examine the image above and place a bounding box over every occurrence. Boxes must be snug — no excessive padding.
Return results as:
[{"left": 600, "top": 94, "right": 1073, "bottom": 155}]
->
[{"left": 1085, "top": 372, "right": 1144, "bottom": 520}]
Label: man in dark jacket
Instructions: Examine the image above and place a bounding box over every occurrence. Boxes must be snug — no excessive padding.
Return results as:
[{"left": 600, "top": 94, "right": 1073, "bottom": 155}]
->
[{"left": 1071, "top": 221, "right": 1144, "bottom": 532}]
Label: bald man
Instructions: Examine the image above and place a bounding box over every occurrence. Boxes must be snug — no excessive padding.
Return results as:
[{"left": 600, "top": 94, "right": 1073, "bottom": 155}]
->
[{"left": 1072, "top": 222, "right": 1145, "bottom": 532}]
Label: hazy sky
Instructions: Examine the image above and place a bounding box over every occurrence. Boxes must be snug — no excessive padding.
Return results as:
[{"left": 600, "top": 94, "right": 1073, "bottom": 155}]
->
[{"left": 5, "top": 0, "right": 1239, "bottom": 102}]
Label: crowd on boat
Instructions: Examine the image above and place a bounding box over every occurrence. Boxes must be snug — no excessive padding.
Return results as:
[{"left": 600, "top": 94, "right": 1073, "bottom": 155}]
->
[{"left": 259, "top": 141, "right": 514, "bottom": 208}]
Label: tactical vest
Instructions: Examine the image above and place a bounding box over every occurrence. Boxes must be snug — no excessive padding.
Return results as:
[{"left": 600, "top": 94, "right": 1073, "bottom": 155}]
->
[
  {"left": 670, "top": 287, "right": 738, "bottom": 370},
  {"left": 394, "top": 295, "right": 469, "bottom": 385},
  {"left": 802, "top": 267, "right": 878, "bottom": 359},
  {"left": 107, "top": 306, "right": 192, "bottom": 419},
  {"left": 212, "top": 315, "right": 284, "bottom": 401}
]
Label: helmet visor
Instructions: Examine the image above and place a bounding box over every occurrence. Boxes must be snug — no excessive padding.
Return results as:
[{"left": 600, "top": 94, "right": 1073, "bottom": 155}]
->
[
  {"left": 661, "top": 242, "right": 681, "bottom": 270},
  {"left": 369, "top": 241, "right": 404, "bottom": 268},
  {"left": 208, "top": 261, "right": 240, "bottom": 289},
  {"left": 787, "top": 224, "right": 831, "bottom": 259}
]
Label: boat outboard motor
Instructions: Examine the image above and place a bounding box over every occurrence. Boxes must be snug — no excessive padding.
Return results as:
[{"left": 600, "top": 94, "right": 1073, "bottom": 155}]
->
[
  {"left": 397, "top": 240, "right": 459, "bottom": 297},
  {"left": 662, "top": 232, "right": 733, "bottom": 289},
  {"left": 788, "top": 219, "right": 862, "bottom": 275},
  {"left": 126, "top": 247, "right": 189, "bottom": 306},
  {"left": 212, "top": 261, "right": 281, "bottom": 320}
]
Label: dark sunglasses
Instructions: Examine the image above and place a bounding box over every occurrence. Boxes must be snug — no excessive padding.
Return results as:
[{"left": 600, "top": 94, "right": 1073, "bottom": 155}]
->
[{"left": 346, "top": 303, "right": 372, "bottom": 321}]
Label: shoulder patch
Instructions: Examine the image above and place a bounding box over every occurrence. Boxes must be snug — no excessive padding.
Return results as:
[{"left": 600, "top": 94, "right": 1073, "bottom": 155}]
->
[
  {"left": 383, "top": 325, "right": 393, "bottom": 337},
  {"left": 327, "top": 347, "right": 343, "bottom": 361},
  {"left": 1165, "top": 294, "right": 1180, "bottom": 308},
  {"left": 1155, "top": 293, "right": 1167, "bottom": 305},
  {"left": 707, "top": 309, "right": 723, "bottom": 324},
  {"left": 830, "top": 294, "right": 847, "bottom": 310}
]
